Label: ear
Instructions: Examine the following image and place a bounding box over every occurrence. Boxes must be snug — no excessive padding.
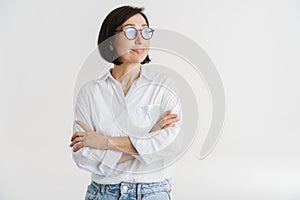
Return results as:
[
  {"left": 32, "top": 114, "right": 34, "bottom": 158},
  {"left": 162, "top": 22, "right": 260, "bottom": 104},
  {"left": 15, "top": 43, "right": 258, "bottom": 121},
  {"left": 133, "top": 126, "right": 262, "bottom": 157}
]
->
[{"left": 109, "top": 41, "right": 114, "bottom": 51}]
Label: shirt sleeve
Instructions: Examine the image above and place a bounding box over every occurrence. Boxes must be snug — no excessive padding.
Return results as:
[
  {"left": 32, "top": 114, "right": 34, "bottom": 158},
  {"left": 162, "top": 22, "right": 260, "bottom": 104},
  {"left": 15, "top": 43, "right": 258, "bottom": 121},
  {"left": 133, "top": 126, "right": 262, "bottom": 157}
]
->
[
  {"left": 128, "top": 87, "right": 183, "bottom": 166},
  {"left": 71, "top": 84, "right": 122, "bottom": 176}
]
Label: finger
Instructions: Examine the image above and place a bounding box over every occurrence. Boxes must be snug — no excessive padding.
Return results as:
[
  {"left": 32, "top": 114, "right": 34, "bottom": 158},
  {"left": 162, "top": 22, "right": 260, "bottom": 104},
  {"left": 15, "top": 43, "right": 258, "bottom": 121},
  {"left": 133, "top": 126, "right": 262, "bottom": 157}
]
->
[
  {"left": 162, "top": 117, "right": 179, "bottom": 128},
  {"left": 73, "top": 143, "right": 85, "bottom": 152},
  {"left": 75, "top": 120, "right": 93, "bottom": 132},
  {"left": 164, "top": 117, "right": 179, "bottom": 125},
  {"left": 157, "top": 114, "right": 176, "bottom": 127},
  {"left": 157, "top": 111, "right": 173, "bottom": 125},
  {"left": 71, "top": 132, "right": 84, "bottom": 141},
  {"left": 160, "top": 110, "right": 172, "bottom": 119},
  {"left": 163, "top": 114, "right": 178, "bottom": 122},
  {"left": 69, "top": 137, "right": 83, "bottom": 147},
  {"left": 163, "top": 123, "right": 175, "bottom": 129},
  {"left": 165, "top": 113, "right": 178, "bottom": 119}
]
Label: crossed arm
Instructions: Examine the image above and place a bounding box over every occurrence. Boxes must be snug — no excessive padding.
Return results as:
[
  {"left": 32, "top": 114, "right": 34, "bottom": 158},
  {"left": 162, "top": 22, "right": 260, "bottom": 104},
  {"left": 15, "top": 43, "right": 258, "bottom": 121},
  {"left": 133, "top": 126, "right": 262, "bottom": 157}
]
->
[
  {"left": 70, "top": 110, "right": 179, "bottom": 163},
  {"left": 70, "top": 84, "right": 182, "bottom": 175}
]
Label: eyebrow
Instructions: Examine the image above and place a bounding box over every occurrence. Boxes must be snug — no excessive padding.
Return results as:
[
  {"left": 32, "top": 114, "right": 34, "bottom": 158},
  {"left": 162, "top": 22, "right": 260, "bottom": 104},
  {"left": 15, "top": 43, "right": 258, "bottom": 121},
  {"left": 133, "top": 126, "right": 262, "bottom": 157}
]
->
[{"left": 122, "top": 23, "right": 148, "bottom": 28}]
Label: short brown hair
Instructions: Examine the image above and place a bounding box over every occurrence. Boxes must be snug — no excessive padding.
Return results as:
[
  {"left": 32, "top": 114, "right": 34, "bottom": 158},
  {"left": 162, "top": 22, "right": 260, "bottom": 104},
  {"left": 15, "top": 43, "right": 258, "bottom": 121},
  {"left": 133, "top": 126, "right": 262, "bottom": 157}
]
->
[{"left": 97, "top": 6, "right": 151, "bottom": 65}]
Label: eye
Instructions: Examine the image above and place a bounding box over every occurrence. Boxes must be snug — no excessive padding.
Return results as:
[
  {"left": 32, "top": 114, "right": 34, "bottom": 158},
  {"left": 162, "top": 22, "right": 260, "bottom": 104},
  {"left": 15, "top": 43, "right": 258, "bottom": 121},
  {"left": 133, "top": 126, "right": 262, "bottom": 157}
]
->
[
  {"left": 141, "top": 27, "right": 154, "bottom": 40},
  {"left": 124, "top": 27, "right": 137, "bottom": 40}
]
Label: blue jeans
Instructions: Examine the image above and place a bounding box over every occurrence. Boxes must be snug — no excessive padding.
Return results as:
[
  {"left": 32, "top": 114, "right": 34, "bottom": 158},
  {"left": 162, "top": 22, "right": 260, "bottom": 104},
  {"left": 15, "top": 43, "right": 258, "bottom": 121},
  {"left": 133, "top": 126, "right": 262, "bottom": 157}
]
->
[{"left": 85, "top": 180, "right": 172, "bottom": 200}]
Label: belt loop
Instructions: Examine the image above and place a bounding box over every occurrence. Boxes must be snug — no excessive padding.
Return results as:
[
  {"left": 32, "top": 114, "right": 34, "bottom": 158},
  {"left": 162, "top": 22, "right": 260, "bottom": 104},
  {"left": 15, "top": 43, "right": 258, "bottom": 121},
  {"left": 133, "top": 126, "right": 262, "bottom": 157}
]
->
[
  {"left": 100, "top": 184, "right": 105, "bottom": 195},
  {"left": 137, "top": 183, "right": 141, "bottom": 200}
]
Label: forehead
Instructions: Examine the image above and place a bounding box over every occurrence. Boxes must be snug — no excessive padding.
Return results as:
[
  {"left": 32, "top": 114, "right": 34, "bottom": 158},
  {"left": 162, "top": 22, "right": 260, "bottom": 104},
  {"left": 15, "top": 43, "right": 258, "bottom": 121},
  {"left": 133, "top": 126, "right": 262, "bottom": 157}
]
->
[{"left": 121, "top": 14, "right": 147, "bottom": 27}]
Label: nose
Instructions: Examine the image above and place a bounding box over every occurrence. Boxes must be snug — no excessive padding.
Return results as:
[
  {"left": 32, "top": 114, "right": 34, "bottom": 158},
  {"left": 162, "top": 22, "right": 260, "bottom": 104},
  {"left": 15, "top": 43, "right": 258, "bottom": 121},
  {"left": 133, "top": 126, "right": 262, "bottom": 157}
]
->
[{"left": 135, "top": 31, "right": 142, "bottom": 44}]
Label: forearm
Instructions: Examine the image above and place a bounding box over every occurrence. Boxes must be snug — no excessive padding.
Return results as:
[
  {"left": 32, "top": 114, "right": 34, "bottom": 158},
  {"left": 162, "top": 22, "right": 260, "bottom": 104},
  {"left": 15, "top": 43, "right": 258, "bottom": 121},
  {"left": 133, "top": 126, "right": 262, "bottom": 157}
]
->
[
  {"left": 107, "top": 136, "right": 138, "bottom": 154},
  {"left": 117, "top": 153, "right": 135, "bottom": 164}
]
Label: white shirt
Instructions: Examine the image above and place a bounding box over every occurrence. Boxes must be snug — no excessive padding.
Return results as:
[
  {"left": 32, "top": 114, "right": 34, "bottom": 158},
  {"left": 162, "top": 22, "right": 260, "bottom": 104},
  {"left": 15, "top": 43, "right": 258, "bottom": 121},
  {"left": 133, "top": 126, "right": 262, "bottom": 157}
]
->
[{"left": 72, "top": 65, "right": 183, "bottom": 184}]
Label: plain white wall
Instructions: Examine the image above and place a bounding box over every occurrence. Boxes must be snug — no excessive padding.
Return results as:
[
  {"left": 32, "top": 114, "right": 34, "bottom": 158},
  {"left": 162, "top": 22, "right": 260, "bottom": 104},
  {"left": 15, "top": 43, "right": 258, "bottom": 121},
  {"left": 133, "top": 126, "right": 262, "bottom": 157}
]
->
[{"left": 0, "top": 0, "right": 300, "bottom": 199}]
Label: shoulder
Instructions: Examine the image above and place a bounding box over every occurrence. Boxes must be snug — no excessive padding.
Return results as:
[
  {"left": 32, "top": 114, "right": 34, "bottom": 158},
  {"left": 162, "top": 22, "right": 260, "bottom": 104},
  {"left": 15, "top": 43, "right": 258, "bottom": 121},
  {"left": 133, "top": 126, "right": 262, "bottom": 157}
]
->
[{"left": 77, "top": 80, "right": 98, "bottom": 98}]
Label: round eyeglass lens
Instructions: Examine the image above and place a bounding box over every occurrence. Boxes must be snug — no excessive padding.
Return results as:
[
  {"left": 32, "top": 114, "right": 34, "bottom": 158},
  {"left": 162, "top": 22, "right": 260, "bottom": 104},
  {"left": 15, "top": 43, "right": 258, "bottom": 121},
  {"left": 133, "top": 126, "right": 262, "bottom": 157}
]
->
[
  {"left": 124, "top": 27, "right": 137, "bottom": 40},
  {"left": 141, "top": 28, "right": 153, "bottom": 39}
]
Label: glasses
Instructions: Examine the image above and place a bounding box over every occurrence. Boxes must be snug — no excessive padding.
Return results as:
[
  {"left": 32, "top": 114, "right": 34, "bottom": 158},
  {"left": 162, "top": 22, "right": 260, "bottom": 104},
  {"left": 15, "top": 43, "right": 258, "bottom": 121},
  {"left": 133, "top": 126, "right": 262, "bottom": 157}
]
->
[{"left": 115, "top": 27, "right": 155, "bottom": 40}]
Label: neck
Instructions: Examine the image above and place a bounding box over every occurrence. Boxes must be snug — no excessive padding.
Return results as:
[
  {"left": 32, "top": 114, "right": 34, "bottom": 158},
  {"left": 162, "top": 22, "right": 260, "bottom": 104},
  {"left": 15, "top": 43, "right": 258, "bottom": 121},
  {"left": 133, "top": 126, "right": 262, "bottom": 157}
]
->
[
  {"left": 111, "top": 63, "right": 141, "bottom": 83},
  {"left": 111, "top": 63, "right": 141, "bottom": 96}
]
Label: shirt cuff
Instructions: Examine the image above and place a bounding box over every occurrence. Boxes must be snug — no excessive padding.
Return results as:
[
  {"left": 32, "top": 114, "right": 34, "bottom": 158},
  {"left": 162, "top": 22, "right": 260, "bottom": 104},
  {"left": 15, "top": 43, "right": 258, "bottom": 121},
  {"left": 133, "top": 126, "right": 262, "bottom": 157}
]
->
[
  {"left": 98, "top": 150, "right": 122, "bottom": 176},
  {"left": 129, "top": 135, "right": 154, "bottom": 165}
]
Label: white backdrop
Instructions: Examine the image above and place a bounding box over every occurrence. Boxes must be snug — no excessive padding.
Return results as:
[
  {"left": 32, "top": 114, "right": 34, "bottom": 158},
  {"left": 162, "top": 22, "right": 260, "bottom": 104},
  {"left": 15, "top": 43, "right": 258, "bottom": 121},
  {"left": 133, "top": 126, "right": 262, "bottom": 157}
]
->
[{"left": 0, "top": 0, "right": 300, "bottom": 199}]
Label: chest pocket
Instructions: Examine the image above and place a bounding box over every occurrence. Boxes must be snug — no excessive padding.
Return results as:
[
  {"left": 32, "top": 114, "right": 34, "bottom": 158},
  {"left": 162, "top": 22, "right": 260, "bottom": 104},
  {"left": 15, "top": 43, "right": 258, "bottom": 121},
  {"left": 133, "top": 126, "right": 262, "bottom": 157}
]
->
[{"left": 133, "top": 104, "right": 162, "bottom": 128}]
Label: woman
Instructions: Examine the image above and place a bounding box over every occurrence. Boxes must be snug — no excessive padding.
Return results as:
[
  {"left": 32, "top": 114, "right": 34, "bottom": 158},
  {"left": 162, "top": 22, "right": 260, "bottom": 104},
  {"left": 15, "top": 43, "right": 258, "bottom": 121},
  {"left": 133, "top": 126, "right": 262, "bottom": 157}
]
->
[{"left": 70, "top": 5, "right": 182, "bottom": 200}]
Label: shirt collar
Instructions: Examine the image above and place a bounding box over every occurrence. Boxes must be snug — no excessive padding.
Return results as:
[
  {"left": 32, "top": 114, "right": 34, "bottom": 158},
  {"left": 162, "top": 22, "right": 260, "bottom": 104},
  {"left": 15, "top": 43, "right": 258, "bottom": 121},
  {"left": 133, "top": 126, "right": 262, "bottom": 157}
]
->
[{"left": 96, "top": 65, "right": 155, "bottom": 85}]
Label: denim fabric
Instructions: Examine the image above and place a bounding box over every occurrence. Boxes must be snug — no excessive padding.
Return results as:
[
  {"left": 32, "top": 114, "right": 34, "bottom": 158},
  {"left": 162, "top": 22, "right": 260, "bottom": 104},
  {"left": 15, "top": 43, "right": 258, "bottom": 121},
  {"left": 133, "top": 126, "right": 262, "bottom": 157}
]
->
[{"left": 85, "top": 180, "right": 171, "bottom": 200}]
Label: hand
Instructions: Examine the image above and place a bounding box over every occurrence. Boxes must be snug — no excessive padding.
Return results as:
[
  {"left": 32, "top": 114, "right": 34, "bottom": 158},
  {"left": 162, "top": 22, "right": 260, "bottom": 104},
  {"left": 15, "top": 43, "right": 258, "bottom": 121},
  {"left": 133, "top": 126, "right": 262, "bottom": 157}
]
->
[
  {"left": 70, "top": 120, "right": 108, "bottom": 152},
  {"left": 117, "top": 153, "right": 134, "bottom": 164},
  {"left": 150, "top": 110, "right": 179, "bottom": 133}
]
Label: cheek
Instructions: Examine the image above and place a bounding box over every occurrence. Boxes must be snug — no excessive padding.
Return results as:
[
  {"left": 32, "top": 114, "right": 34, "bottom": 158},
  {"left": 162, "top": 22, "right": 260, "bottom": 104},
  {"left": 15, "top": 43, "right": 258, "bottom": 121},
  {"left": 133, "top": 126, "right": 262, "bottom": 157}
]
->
[
  {"left": 116, "top": 47, "right": 130, "bottom": 57},
  {"left": 113, "top": 38, "right": 131, "bottom": 55},
  {"left": 144, "top": 40, "right": 150, "bottom": 47}
]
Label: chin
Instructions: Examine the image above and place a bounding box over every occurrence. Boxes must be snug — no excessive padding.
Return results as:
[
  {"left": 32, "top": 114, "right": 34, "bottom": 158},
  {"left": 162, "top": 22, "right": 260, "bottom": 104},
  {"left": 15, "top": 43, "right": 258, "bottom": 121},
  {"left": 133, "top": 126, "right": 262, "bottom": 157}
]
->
[
  {"left": 120, "top": 54, "right": 147, "bottom": 64},
  {"left": 128, "top": 57, "right": 147, "bottom": 64}
]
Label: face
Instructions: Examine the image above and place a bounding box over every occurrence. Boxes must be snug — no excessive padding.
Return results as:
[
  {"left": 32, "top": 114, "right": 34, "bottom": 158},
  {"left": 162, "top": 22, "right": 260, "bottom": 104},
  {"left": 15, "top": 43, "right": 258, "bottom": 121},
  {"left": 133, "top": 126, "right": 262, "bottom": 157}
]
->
[{"left": 111, "top": 14, "right": 151, "bottom": 65}]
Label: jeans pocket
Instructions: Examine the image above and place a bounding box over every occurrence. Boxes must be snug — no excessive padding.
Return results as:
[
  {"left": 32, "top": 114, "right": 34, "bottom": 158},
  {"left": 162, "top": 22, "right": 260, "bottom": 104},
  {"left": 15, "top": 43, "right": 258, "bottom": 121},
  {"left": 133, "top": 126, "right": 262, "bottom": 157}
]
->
[{"left": 85, "top": 183, "right": 99, "bottom": 200}]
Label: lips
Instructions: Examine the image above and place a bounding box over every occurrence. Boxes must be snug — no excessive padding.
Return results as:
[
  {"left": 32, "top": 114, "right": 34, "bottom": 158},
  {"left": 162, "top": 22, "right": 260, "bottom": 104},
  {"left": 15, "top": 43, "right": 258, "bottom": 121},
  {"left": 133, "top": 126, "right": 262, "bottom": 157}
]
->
[{"left": 131, "top": 48, "right": 145, "bottom": 54}]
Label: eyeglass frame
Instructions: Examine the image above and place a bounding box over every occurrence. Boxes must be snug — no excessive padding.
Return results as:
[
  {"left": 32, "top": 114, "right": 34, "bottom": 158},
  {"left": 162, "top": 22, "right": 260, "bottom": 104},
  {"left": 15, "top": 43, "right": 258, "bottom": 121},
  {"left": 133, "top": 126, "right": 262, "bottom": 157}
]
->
[{"left": 115, "top": 27, "right": 155, "bottom": 40}]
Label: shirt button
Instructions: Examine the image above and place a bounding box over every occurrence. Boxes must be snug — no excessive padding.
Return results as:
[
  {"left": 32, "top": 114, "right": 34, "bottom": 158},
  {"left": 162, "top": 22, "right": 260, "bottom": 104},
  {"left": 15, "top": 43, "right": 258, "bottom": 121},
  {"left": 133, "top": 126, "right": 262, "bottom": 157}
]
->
[{"left": 122, "top": 185, "right": 128, "bottom": 191}]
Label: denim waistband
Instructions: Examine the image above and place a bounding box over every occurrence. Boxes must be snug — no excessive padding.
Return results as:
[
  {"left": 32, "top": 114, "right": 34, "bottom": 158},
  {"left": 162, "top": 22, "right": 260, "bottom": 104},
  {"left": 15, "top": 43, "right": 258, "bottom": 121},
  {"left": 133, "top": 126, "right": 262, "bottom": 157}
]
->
[{"left": 91, "top": 179, "right": 171, "bottom": 195}]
